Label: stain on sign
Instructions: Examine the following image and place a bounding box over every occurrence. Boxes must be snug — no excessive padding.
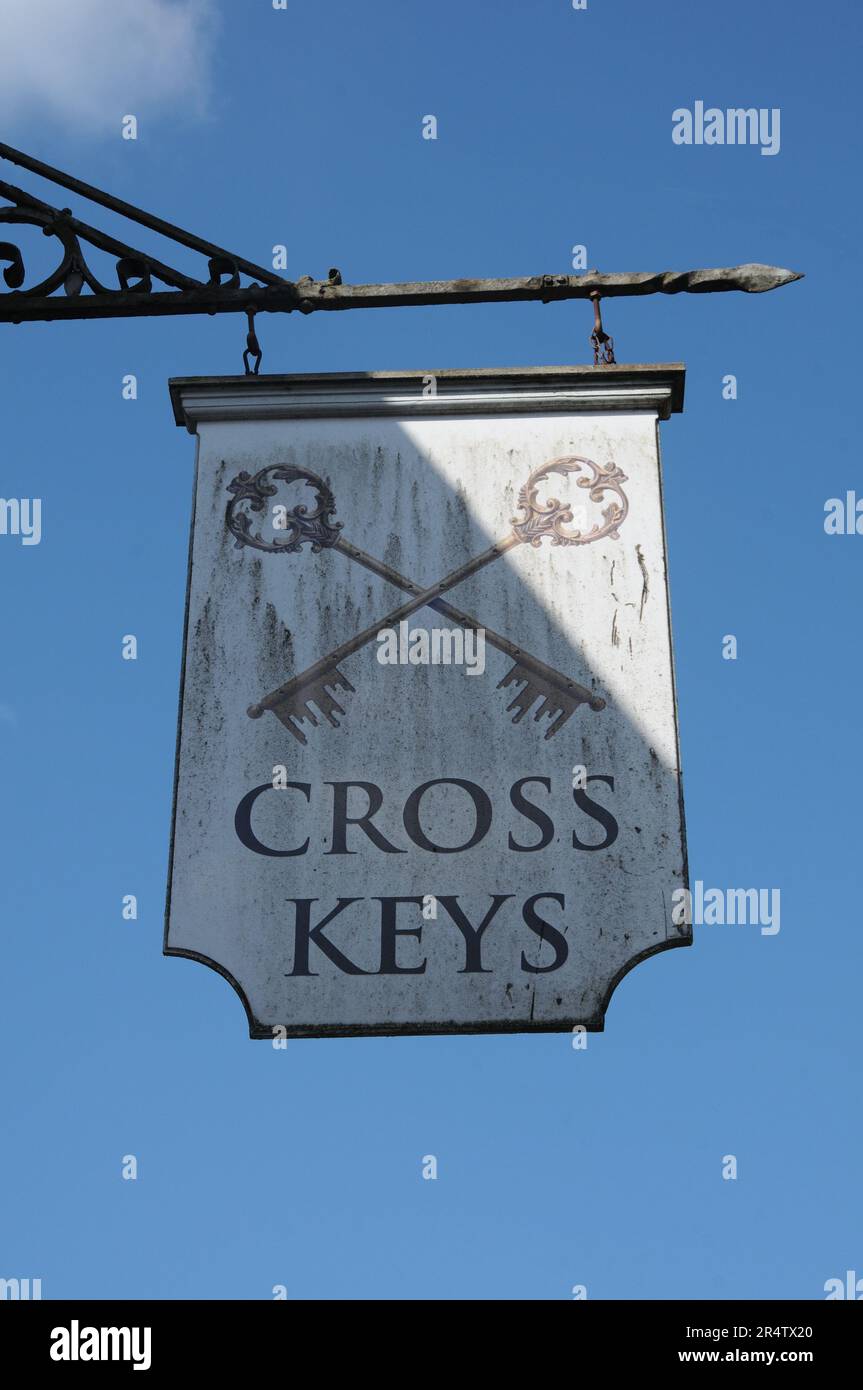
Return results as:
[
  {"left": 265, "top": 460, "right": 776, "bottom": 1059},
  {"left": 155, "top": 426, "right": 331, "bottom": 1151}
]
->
[{"left": 165, "top": 365, "right": 689, "bottom": 1037}]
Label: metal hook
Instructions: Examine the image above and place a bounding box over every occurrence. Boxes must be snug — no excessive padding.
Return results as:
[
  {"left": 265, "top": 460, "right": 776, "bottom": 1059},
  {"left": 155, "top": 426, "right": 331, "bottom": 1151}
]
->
[
  {"left": 243, "top": 307, "right": 262, "bottom": 375},
  {"left": 590, "top": 292, "right": 616, "bottom": 366}
]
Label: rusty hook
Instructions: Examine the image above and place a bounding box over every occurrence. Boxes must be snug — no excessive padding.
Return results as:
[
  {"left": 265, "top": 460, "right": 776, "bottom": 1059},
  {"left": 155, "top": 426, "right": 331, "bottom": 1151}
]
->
[{"left": 590, "top": 291, "right": 616, "bottom": 366}]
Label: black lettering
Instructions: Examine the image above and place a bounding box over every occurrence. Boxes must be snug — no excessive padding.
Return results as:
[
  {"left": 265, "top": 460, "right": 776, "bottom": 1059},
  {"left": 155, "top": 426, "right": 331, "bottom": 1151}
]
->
[
  {"left": 572, "top": 775, "right": 619, "bottom": 851},
  {"left": 403, "top": 778, "right": 492, "bottom": 853},
  {"left": 509, "top": 776, "right": 554, "bottom": 851},
  {"left": 438, "top": 894, "right": 514, "bottom": 972},
  {"left": 375, "top": 897, "right": 427, "bottom": 974},
  {"left": 287, "top": 897, "right": 371, "bottom": 976},
  {"left": 520, "top": 892, "right": 568, "bottom": 974},
  {"left": 325, "top": 781, "right": 404, "bottom": 855},
  {"left": 234, "top": 781, "right": 310, "bottom": 857}
]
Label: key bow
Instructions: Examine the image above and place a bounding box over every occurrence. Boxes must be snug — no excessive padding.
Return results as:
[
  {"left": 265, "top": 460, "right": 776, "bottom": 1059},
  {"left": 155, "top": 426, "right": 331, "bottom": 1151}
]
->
[
  {"left": 225, "top": 463, "right": 343, "bottom": 554},
  {"left": 512, "top": 455, "right": 628, "bottom": 547}
]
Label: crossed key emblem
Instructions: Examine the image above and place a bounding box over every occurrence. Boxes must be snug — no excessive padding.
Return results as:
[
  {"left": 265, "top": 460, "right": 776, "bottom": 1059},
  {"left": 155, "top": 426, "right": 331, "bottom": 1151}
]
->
[{"left": 225, "top": 455, "right": 629, "bottom": 743}]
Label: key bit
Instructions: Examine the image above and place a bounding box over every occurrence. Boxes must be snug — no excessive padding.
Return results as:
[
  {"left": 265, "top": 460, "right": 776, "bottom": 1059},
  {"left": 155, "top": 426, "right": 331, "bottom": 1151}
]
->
[
  {"left": 499, "top": 669, "right": 541, "bottom": 724},
  {"left": 532, "top": 692, "right": 578, "bottom": 739},
  {"left": 249, "top": 667, "right": 355, "bottom": 744},
  {"left": 497, "top": 661, "right": 603, "bottom": 740}
]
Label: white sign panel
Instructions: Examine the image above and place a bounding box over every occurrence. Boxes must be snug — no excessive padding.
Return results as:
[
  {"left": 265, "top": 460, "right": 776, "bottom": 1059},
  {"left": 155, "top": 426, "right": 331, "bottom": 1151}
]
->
[{"left": 166, "top": 366, "right": 689, "bottom": 1037}]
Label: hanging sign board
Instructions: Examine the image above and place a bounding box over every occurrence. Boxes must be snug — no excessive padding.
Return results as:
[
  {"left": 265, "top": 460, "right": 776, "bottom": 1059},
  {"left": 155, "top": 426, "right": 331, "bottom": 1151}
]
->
[{"left": 165, "top": 365, "right": 689, "bottom": 1037}]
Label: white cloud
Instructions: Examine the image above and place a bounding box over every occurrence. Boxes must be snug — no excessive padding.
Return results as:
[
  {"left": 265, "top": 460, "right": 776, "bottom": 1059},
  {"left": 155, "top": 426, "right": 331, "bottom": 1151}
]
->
[{"left": 0, "top": 0, "right": 218, "bottom": 132}]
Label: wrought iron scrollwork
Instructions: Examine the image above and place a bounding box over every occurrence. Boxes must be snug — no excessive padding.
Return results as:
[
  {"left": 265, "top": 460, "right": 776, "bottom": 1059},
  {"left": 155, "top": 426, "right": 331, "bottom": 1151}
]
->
[
  {"left": 0, "top": 200, "right": 95, "bottom": 299},
  {"left": 0, "top": 185, "right": 251, "bottom": 304},
  {"left": 0, "top": 140, "right": 291, "bottom": 321}
]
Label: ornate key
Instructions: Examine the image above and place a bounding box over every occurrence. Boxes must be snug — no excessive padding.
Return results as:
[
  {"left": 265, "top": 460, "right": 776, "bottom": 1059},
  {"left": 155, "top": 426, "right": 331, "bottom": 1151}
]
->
[{"left": 227, "top": 455, "right": 628, "bottom": 743}]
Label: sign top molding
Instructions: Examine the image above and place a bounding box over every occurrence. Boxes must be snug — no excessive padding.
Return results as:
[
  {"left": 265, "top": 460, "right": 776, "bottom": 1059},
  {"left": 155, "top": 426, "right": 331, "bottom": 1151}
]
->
[{"left": 169, "top": 364, "right": 686, "bottom": 433}]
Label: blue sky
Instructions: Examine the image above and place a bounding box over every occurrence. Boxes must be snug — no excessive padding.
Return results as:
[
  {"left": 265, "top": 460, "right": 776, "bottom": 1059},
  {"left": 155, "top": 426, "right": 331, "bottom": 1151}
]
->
[{"left": 0, "top": 0, "right": 860, "bottom": 1300}]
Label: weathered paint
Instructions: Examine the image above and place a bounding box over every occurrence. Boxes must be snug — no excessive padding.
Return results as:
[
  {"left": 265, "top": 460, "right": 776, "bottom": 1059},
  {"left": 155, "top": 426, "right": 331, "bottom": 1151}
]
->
[{"left": 165, "top": 366, "right": 689, "bottom": 1038}]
